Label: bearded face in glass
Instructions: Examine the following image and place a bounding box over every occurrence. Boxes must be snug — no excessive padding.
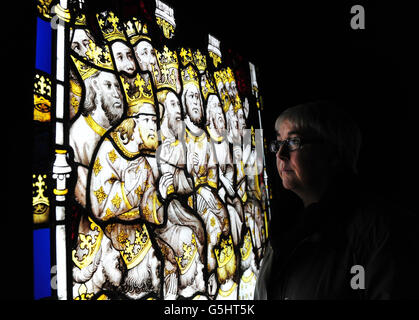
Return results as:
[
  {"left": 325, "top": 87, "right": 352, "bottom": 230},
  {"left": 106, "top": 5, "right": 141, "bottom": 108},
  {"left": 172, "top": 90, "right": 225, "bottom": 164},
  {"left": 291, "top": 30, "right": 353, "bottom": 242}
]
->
[
  {"left": 71, "top": 29, "right": 92, "bottom": 58},
  {"left": 236, "top": 107, "right": 246, "bottom": 137},
  {"left": 129, "top": 103, "right": 158, "bottom": 150},
  {"left": 135, "top": 41, "right": 161, "bottom": 78},
  {"left": 216, "top": 82, "right": 231, "bottom": 114},
  {"left": 112, "top": 41, "right": 136, "bottom": 75},
  {"left": 183, "top": 83, "right": 204, "bottom": 127},
  {"left": 226, "top": 107, "right": 240, "bottom": 141},
  {"left": 164, "top": 91, "right": 183, "bottom": 139},
  {"left": 137, "top": 114, "right": 158, "bottom": 150},
  {"left": 87, "top": 71, "right": 124, "bottom": 126},
  {"left": 227, "top": 80, "right": 238, "bottom": 102},
  {"left": 207, "top": 94, "right": 226, "bottom": 137}
]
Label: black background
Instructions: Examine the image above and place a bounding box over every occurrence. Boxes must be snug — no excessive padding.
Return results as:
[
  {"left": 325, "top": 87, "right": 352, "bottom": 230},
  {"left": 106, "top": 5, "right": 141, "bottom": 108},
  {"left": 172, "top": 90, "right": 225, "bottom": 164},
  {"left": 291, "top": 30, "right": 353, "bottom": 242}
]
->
[
  {"left": 8, "top": 0, "right": 417, "bottom": 302},
  {"left": 169, "top": 0, "right": 417, "bottom": 214},
  {"left": 169, "top": 0, "right": 418, "bottom": 234}
]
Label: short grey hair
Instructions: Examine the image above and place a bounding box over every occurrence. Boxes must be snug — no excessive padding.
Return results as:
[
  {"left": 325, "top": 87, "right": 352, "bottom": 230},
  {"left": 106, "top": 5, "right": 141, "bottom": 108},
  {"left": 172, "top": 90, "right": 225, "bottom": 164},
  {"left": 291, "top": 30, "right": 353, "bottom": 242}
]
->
[{"left": 275, "top": 100, "right": 362, "bottom": 174}]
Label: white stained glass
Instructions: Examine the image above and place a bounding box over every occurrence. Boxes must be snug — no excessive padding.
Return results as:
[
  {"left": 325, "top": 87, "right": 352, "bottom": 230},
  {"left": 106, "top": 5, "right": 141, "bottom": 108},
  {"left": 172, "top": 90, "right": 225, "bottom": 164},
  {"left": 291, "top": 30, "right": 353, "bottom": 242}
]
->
[{"left": 56, "top": 224, "right": 67, "bottom": 300}]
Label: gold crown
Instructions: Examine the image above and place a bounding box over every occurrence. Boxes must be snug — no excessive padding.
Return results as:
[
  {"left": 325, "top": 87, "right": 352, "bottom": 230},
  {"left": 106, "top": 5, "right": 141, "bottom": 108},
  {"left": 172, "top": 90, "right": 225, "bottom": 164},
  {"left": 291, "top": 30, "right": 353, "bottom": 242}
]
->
[
  {"left": 124, "top": 18, "right": 152, "bottom": 45},
  {"left": 225, "top": 67, "right": 236, "bottom": 83},
  {"left": 209, "top": 51, "right": 222, "bottom": 67},
  {"left": 214, "top": 69, "right": 227, "bottom": 88},
  {"left": 240, "top": 230, "right": 253, "bottom": 261},
  {"left": 201, "top": 72, "right": 217, "bottom": 100},
  {"left": 84, "top": 40, "right": 114, "bottom": 70},
  {"left": 193, "top": 50, "right": 207, "bottom": 73},
  {"left": 174, "top": 234, "right": 198, "bottom": 275},
  {"left": 179, "top": 47, "right": 193, "bottom": 66},
  {"left": 233, "top": 95, "right": 243, "bottom": 113},
  {"left": 223, "top": 67, "right": 243, "bottom": 112},
  {"left": 72, "top": 216, "right": 104, "bottom": 270},
  {"left": 71, "top": 55, "right": 100, "bottom": 81},
  {"left": 213, "top": 70, "right": 231, "bottom": 113},
  {"left": 121, "top": 74, "right": 155, "bottom": 113},
  {"left": 181, "top": 65, "right": 199, "bottom": 88},
  {"left": 96, "top": 11, "right": 127, "bottom": 42},
  {"left": 123, "top": 17, "right": 141, "bottom": 44},
  {"left": 156, "top": 46, "right": 179, "bottom": 91},
  {"left": 120, "top": 224, "right": 152, "bottom": 269},
  {"left": 214, "top": 235, "right": 234, "bottom": 268},
  {"left": 142, "top": 23, "right": 150, "bottom": 40},
  {"left": 33, "top": 174, "right": 50, "bottom": 223}
]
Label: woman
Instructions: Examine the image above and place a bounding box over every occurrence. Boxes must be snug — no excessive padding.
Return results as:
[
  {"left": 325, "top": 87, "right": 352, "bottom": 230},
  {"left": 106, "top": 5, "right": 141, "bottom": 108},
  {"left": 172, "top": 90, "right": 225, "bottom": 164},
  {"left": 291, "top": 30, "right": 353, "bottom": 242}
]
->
[{"left": 254, "top": 100, "right": 419, "bottom": 299}]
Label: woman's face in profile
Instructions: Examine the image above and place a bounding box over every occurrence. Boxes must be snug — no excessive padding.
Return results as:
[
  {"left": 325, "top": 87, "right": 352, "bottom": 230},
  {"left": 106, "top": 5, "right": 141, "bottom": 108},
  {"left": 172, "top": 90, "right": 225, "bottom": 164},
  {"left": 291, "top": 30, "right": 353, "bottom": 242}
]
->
[{"left": 276, "top": 120, "right": 332, "bottom": 198}]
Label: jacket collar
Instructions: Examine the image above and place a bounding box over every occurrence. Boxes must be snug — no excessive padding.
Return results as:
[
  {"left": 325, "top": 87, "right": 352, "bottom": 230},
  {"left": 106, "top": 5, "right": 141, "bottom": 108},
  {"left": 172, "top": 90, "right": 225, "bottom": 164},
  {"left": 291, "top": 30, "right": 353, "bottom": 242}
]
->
[
  {"left": 273, "top": 170, "right": 361, "bottom": 252},
  {"left": 301, "top": 170, "right": 361, "bottom": 236}
]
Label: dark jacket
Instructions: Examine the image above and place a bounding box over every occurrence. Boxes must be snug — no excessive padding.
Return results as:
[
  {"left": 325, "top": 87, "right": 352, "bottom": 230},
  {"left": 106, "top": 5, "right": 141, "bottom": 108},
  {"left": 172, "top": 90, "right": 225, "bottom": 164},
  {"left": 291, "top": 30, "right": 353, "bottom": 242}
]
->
[{"left": 255, "top": 172, "right": 419, "bottom": 299}]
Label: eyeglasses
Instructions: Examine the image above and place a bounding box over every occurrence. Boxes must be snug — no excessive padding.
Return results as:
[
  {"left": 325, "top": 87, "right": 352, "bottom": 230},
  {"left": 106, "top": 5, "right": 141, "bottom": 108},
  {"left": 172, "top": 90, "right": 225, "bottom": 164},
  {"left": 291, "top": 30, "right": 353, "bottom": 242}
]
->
[{"left": 269, "top": 137, "right": 322, "bottom": 153}]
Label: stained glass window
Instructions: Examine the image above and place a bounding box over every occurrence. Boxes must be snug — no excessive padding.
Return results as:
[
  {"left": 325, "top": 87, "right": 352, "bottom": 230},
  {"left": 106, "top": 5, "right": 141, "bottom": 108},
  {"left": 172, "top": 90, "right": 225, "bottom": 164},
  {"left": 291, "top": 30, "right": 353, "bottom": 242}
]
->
[{"left": 33, "top": 0, "right": 272, "bottom": 300}]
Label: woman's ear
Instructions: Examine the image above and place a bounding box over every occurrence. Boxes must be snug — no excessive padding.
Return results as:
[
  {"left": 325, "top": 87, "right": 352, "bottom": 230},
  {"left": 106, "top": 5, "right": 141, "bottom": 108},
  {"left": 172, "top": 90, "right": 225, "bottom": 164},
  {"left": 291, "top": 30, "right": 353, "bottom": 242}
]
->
[{"left": 324, "top": 144, "right": 340, "bottom": 169}]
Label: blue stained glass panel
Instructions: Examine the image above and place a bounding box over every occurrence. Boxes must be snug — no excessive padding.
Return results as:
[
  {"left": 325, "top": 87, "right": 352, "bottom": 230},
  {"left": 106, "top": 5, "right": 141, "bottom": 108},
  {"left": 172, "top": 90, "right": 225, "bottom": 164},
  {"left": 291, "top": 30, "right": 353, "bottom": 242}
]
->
[
  {"left": 33, "top": 228, "right": 51, "bottom": 299},
  {"left": 35, "top": 18, "right": 52, "bottom": 74}
]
